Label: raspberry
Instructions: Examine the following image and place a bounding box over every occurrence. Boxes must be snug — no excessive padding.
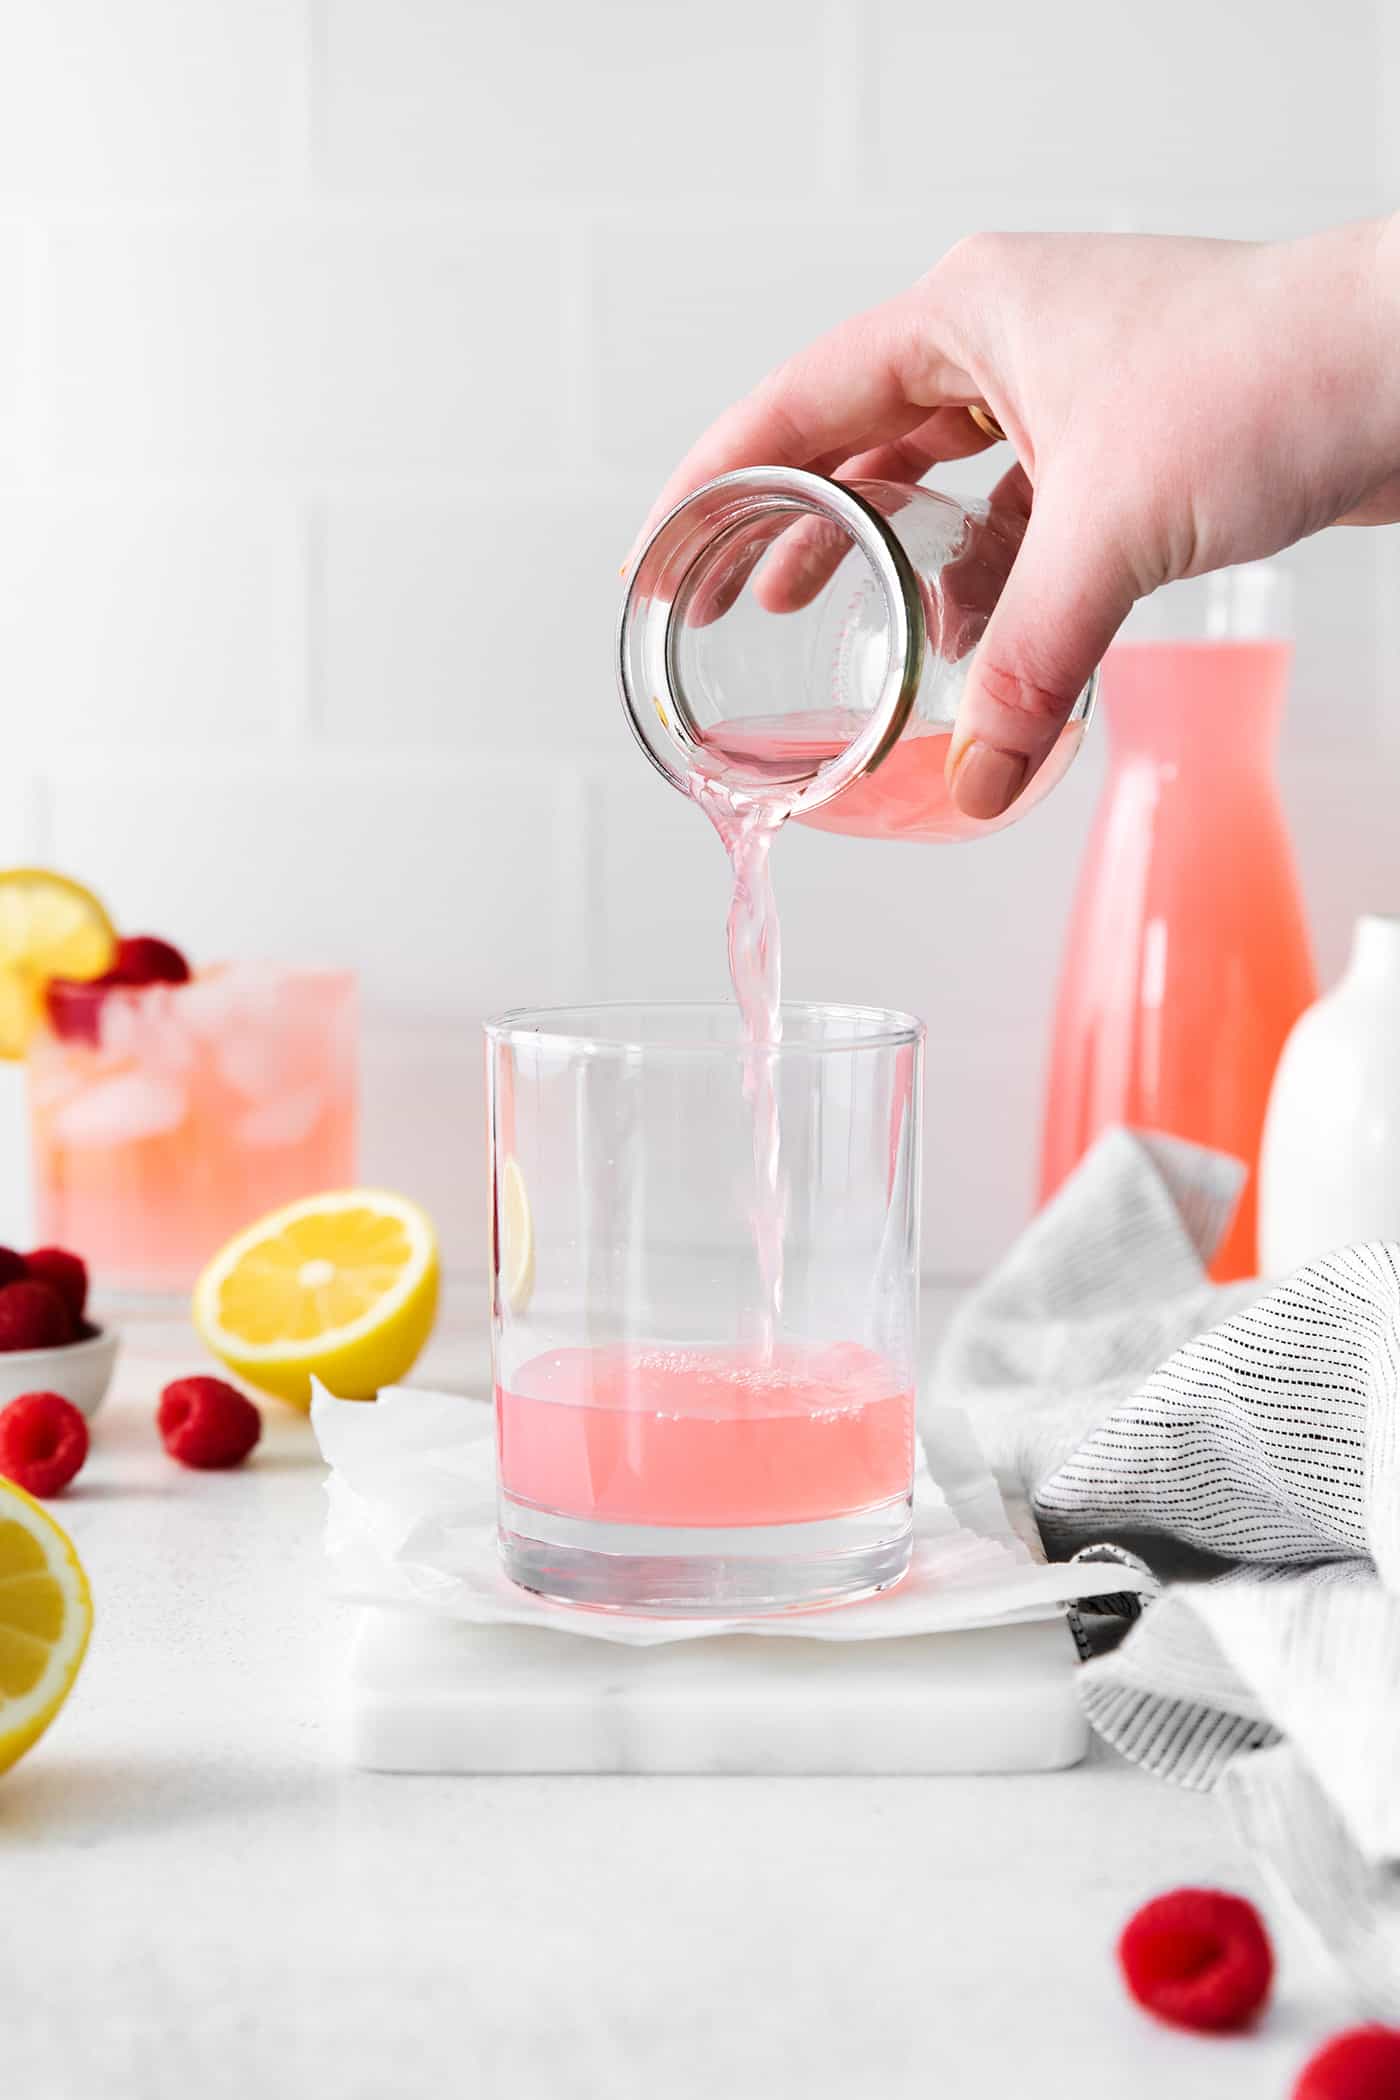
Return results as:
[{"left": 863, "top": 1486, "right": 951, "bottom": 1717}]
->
[
  {"left": 0, "top": 1246, "right": 26, "bottom": 1290},
  {"left": 112, "top": 935, "right": 190, "bottom": 986},
  {"left": 46, "top": 975, "right": 115, "bottom": 1045},
  {"left": 0, "top": 1391, "right": 89, "bottom": 1497},
  {"left": 0, "top": 1280, "right": 75, "bottom": 1352},
  {"left": 158, "top": 1377, "right": 261, "bottom": 1470},
  {"left": 1294, "top": 2028, "right": 1400, "bottom": 2100},
  {"left": 1118, "top": 1888, "right": 1273, "bottom": 2032},
  {"left": 23, "top": 1248, "right": 88, "bottom": 1325}
]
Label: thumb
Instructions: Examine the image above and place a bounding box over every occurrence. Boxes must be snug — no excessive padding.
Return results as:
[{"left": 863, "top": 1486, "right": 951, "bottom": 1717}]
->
[{"left": 946, "top": 494, "right": 1136, "bottom": 820}]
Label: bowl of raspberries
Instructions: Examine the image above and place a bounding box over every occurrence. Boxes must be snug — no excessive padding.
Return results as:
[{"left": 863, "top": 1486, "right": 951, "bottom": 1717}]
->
[{"left": 0, "top": 1244, "right": 116, "bottom": 1419}]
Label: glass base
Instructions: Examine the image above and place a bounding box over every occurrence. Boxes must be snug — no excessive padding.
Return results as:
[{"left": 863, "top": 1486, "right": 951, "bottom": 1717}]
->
[{"left": 498, "top": 1491, "right": 913, "bottom": 1617}]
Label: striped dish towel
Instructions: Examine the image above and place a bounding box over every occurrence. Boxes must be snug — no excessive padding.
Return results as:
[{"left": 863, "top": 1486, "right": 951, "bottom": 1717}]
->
[{"left": 933, "top": 1129, "right": 1400, "bottom": 2013}]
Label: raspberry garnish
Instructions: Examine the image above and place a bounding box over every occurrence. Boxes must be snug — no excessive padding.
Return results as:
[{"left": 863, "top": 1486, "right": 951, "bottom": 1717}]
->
[
  {"left": 0, "top": 1391, "right": 89, "bottom": 1497},
  {"left": 112, "top": 935, "right": 190, "bottom": 985},
  {"left": 1294, "top": 2028, "right": 1400, "bottom": 2100},
  {"left": 157, "top": 1377, "right": 261, "bottom": 1470},
  {"left": 0, "top": 1280, "right": 75, "bottom": 1353},
  {"left": 1118, "top": 1888, "right": 1273, "bottom": 2032},
  {"left": 23, "top": 1248, "right": 89, "bottom": 1326}
]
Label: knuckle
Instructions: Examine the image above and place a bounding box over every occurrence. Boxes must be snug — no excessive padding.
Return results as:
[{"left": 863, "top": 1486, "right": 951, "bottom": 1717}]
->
[{"left": 974, "top": 654, "right": 1071, "bottom": 727}]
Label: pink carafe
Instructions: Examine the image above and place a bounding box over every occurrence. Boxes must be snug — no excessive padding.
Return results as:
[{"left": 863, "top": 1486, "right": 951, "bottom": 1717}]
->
[{"left": 1038, "top": 566, "right": 1316, "bottom": 1281}]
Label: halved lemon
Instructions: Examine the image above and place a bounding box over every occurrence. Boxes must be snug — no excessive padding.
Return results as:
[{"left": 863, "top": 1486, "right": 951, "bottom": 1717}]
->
[
  {"left": 0, "top": 1480, "right": 93, "bottom": 1777},
  {"left": 499, "top": 1155, "right": 534, "bottom": 1314},
  {"left": 193, "top": 1189, "right": 440, "bottom": 1410},
  {"left": 0, "top": 868, "right": 116, "bottom": 1059}
]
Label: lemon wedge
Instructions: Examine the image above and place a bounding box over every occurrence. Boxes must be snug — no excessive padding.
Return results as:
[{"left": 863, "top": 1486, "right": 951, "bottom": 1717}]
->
[
  {"left": 0, "top": 868, "right": 116, "bottom": 1059},
  {"left": 0, "top": 1480, "right": 93, "bottom": 1777},
  {"left": 193, "top": 1190, "right": 440, "bottom": 1409},
  {"left": 499, "top": 1156, "right": 535, "bottom": 1314}
]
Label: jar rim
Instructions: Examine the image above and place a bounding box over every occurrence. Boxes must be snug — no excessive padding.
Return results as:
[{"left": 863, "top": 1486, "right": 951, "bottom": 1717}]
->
[{"left": 616, "top": 467, "right": 925, "bottom": 815}]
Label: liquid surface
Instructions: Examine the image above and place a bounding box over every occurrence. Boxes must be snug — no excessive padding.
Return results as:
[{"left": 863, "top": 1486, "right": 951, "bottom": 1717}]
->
[
  {"left": 701, "top": 712, "right": 1085, "bottom": 841},
  {"left": 497, "top": 1341, "right": 914, "bottom": 1528},
  {"left": 1040, "top": 640, "right": 1316, "bottom": 1279}
]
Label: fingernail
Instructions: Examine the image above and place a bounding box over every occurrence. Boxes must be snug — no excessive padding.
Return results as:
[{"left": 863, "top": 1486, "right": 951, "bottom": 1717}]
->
[{"left": 949, "top": 740, "right": 1029, "bottom": 820}]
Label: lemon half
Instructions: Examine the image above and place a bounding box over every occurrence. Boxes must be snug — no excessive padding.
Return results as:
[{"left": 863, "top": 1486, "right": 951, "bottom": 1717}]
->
[
  {"left": 0, "top": 1480, "right": 93, "bottom": 1777},
  {"left": 0, "top": 868, "right": 116, "bottom": 1059},
  {"left": 193, "top": 1189, "right": 440, "bottom": 1410}
]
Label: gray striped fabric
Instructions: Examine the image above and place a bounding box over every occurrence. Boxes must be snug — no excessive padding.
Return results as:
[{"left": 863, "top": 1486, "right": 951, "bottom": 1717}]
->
[{"left": 933, "top": 1130, "right": 1400, "bottom": 2012}]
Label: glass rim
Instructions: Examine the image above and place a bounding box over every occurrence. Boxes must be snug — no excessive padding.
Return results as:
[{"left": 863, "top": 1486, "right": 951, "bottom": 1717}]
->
[{"left": 484, "top": 999, "right": 925, "bottom": 1058}]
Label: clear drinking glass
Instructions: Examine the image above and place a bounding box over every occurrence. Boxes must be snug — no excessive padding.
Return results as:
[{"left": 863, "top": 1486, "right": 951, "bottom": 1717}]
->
[
  {"left": 27, "top": 965, "right": 358, "bottom": 1292},
  {"left": 618, "top": 467, "right": 1094, "bottom": 840},
  {"left": 487, "top": 1001, "right": 923, "bottom": 1615}
]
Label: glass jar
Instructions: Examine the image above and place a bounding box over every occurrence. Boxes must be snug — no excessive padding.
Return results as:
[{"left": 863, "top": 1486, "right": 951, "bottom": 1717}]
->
[{"left": 617, "top": 467, "right": 1094, "bottom": 840}]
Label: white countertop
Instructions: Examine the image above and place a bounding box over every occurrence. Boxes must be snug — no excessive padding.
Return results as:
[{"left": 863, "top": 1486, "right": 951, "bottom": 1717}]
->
[{"left": 5, "top": 1298, "right": 1352, "bottom": 2100}]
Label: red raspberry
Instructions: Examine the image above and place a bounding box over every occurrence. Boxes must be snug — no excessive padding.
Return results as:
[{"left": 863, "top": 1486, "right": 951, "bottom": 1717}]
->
[
  {"left": 1294, "top": 2028, "right": 1400, "bottom": 2100},
  {"left": 1118, "top": 1888, "right": 1273, "bottom": 2032},
  {"left": 0, "top": 1391, "right": 89, "bottom": 1497},
  {"left": 0, "top": 1246, "right": 26, "bottom": 1290},
  {"left": 46, "top": 974, "right": 116, "bottom": 1044},
  {"left": 112, "top": 935, "right": 190, "bottom": 986},
  {"left": 158, "top": 1377, "right": 261, "bottom": 1470},
  {"left": 23, "top": 1248, "right": 89, "bottom": 1325},
  {"left": 0, "top": 1280, "right": 75, "bottom": 1352}
]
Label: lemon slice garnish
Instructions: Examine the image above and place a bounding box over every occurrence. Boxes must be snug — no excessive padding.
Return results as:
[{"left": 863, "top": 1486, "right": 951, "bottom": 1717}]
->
[
  {"left": 500, "top": 1156, "right": 534, "bottom": 1314},
  {"left": 0, "top": 868, "right": 116, "bottom": 1059}
]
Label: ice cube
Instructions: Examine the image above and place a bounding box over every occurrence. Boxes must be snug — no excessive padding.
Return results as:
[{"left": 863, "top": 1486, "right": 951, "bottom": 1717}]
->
[
  {"left": 52, "top": 1071, "right": 189, "bottom": 1148},
  {"left": 236, "top": 1083, "right": 325, "bottom": 1149}
]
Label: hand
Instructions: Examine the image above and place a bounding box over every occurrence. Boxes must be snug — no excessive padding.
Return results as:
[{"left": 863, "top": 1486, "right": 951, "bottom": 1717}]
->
[{"left": 629, "top": 219, "right": 1400, "bottom": 818}]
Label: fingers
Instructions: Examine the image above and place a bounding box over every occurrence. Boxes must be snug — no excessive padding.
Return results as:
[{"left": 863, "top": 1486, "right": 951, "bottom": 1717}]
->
[
  {"left": 946, "top": 487, "right": 1136, "bottom": 820},
  {"left": 751, "top": 408, "right": 999, "bottom": 616},
  {"left": 624, "top": 292, "right": 981, "bottom": 568}
]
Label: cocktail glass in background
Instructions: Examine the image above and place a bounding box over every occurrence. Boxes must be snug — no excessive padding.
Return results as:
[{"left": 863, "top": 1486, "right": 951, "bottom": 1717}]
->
[
  {"left": 27, "top": 967, "right": 357, "bottom": 1292},
  {"left": 487, "top": 1002, "right": 923, "bottom": 1616}
]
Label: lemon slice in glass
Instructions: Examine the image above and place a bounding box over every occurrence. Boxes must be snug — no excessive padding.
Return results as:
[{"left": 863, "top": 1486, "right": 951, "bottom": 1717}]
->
[
  {"left": 0, "top": 868, "right": 116, "bottom": 1059},
  {"left": 499, "top": 1155, "right": 534, "bottom": 1314},
  {"left": 0, "top": 1480, "right": 93, "bottom": 1777},
  {"left": 193, "top": 1189, "right": 440, "bottom": 1410}
]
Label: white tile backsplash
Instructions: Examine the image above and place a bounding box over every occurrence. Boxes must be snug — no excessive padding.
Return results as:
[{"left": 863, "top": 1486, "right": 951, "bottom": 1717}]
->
[
  {"left": 0, "top": 493, "right": 303, "bottom": 749},
  {"left": 46, "top": 754, "right": 590, "bottom": 1012},
  {"left": 321, "top": 0, "right": 832, "bottom": 201},
  {"left": 323, "top": 489, "right": 643, "bottom": 753},
  {"left": 41, "top": 218, "right": 569, "bottom": 474},
  {"left": 0, "top": 0, "right": 304, "bottom": 200},
  {"left": 0, "top": 223, "right": 27, "bottom": 472},
  {"left": 867, "top": 0, "right": 1383, "bottom": 206},
  {"left": 0, "top": 0, "right": 1394, "bottom": 1279}
]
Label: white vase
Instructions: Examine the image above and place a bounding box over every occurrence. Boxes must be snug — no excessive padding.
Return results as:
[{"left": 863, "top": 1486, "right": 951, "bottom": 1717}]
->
[{"left": 1259, "top": 914, "right": 1400, "bottom": 1277}]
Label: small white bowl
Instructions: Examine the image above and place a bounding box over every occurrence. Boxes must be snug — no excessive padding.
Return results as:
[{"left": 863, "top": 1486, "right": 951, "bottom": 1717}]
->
[{"left": 0, "top": 1326, "right": 120, "bottom": 1420}]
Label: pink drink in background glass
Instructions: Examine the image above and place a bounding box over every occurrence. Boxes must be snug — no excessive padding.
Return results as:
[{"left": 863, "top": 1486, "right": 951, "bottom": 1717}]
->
[
  {"left": 498, "top": 1341, "right": 913, "bottom": 1530},
  {"left": 28, "top": 966, "right": 357, "bottom": 1290},
  {"left": 1040, "top": 638, "right": 1315, "bottom": 1280}
]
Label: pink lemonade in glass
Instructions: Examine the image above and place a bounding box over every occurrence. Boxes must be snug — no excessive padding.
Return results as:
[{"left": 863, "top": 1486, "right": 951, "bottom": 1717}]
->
[
  {"left": 497, "top": 1341, "right": 913, "bottom": 1530},
  {"left": 698, "top": 711, "right": 1085, "bottom": 841},
  {"left": 28, "top": 966, "right": 357, "bottom": 1291}
]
